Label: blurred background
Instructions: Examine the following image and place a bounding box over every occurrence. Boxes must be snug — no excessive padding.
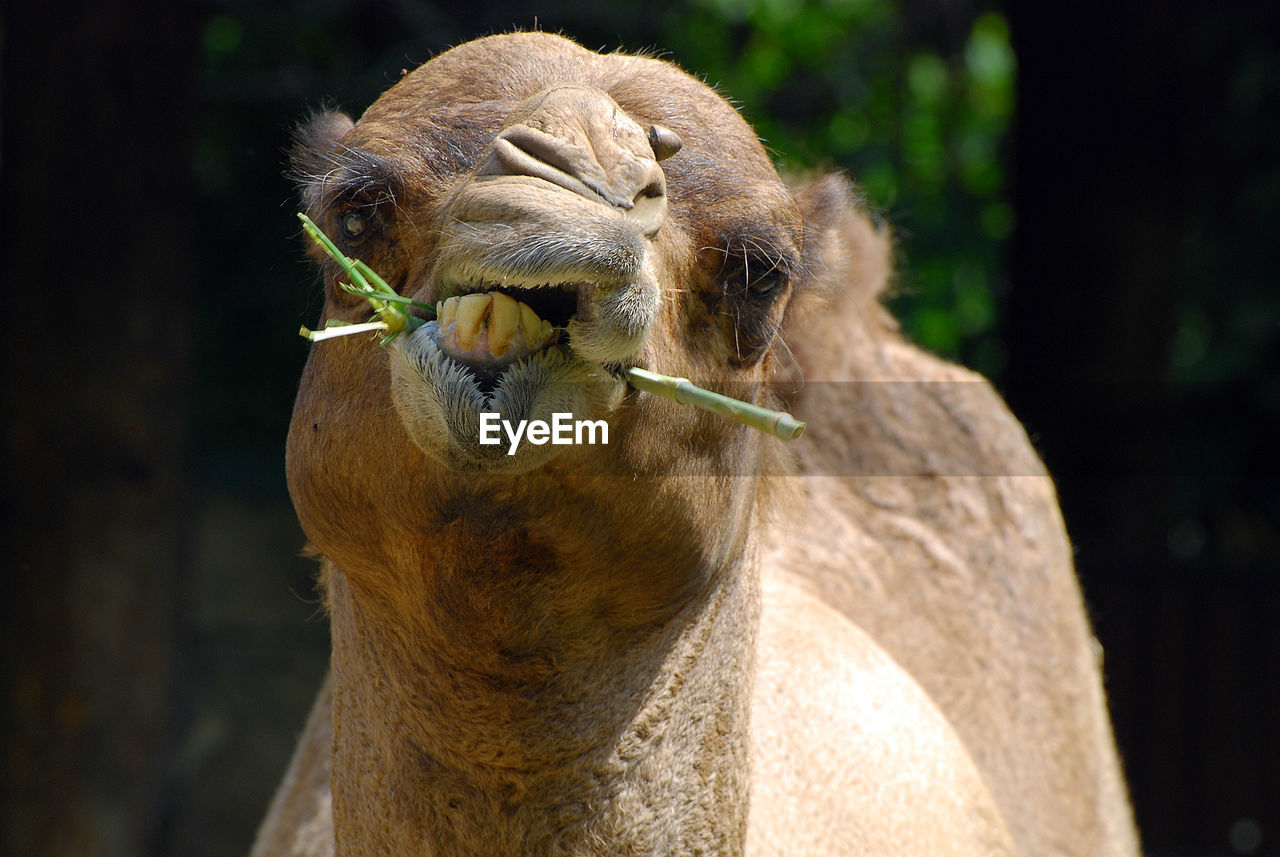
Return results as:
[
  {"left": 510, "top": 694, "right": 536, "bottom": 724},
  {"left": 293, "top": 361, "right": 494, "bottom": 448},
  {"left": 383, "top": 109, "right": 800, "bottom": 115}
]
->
[{"left": 1, "top": 0, "right": 1275, "bottom": 855}]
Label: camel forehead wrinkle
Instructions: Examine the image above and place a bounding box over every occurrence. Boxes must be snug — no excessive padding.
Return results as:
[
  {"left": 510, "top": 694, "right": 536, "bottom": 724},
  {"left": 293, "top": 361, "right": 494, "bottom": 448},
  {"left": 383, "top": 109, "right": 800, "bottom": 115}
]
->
[
  {"left": 504, "top": 85, "right": 629, "bottom": 135},
  {"left": 479, "top": 85, "right": 665, "bottom": 213},
  {"left": 513, "top": 87, "right": 653, "bottom": 174}
]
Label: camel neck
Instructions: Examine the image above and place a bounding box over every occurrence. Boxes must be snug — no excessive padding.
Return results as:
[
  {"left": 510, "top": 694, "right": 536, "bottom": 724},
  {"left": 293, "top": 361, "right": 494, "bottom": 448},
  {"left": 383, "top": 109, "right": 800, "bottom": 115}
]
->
[{"left": 325, "top": 529, "right": 761, "bottom": 857}]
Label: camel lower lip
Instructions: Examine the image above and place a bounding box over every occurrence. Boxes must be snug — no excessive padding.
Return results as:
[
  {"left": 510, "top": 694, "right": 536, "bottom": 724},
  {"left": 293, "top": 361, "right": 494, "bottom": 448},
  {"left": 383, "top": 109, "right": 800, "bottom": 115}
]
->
[
  {"left": 435, "top": 330, "right": 566, "bottom": 372},
  {"left": 389, "top": 319, "right": 626, "bottom": 473},
  {"left": 408, "top": 320, "right": 616, "bottom": 407},
  {"left": 448, "top": 343, "right": 573, "bottom": 395}
]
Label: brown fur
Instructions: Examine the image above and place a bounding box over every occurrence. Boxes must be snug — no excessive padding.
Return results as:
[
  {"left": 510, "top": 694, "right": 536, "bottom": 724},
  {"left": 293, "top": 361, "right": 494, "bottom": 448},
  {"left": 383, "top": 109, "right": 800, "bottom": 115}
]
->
[{"left": 254, "top": 32, "right": 1138, "bottom": 856}]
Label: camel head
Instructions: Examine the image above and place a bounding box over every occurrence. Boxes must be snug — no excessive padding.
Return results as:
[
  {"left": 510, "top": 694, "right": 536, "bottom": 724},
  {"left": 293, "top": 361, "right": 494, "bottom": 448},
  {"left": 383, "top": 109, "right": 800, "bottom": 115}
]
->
[{"left": 285, "top": 33, "right": 855, "bottom": 592}]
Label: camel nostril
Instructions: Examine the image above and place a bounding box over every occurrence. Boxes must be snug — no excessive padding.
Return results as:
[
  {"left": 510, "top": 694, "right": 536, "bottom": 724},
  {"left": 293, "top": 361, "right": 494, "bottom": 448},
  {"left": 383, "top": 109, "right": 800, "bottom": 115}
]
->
[
  {"left": 474, "top": 87, "right": 673, "bottom": 235},
  {"left": 638, "top": 176, "right": 665, "bottom": 201},
  {"left": 647, "top": 125, "right": 682, "bottom": 162}
]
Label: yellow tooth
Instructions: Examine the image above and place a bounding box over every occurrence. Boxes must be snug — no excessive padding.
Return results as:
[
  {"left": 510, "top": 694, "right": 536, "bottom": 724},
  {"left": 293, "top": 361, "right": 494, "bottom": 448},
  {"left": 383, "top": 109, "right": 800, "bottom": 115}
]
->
[
  {"left": 455, "top": 293, "right": 491, "bottom": 349},
  {"left": 488, "top": 292, "right": 518, "bottom": 356},
  {"left": 539, "top": 319, "right": 554, "bottom": 344},
  {"left": 438, "top": 296, "right": 458, "bottom": 329},
  {"left": 519, "top": 302, "right": 542, "bottom": 343}
]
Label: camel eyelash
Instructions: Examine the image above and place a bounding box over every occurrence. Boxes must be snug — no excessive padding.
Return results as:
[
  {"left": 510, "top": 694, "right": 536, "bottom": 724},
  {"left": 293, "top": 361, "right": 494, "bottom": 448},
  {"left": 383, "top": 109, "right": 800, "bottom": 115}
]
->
[
  {"left": 713, "top": 247, "right": 792, "bottom": 302},
  {"left": 311, "top": 148, "right": 405, "bottom": 211}
]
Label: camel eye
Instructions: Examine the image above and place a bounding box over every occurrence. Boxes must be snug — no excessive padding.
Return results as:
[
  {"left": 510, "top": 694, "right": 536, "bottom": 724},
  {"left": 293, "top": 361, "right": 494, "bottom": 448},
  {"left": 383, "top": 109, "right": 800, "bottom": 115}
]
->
[
  {"left": 747, "top": 273, "right": 783, "bottom": 300},
  {"left": 718, "top": 248, "right": 787, "bottom": 304},
  {"left": 340, "top": 210, "right": 368, "bottom": 239}
]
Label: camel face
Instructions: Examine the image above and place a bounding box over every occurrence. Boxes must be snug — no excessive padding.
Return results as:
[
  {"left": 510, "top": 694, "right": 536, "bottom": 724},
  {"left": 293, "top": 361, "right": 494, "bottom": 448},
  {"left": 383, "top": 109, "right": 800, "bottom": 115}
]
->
[{"left": 291, "top": 33, "right": 805, "bottom": 475}]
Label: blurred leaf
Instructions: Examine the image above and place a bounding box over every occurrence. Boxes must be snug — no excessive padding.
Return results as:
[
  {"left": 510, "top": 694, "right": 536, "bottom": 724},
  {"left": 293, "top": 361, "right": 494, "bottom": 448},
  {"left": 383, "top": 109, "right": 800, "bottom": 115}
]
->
[
  {"left": 203, "top": 15, "right": 244, "bottom": 57},
  {"left": 664, "top": 2, "right": 1015, "bottom": 366},
  {"left": 966, "top": 12, "right": 1016, "bottom": 120},
  {"left": 907, "top": 53, "right": 948, "bottom": 106}
]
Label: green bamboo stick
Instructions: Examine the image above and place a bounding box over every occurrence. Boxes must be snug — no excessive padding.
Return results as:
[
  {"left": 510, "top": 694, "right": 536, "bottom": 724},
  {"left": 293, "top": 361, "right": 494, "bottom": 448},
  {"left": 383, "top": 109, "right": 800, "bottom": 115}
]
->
[
  {"left": 625, "top": 367, "right": 805, "bottom": 440},
  {"left": 296, "top": 212, "right": 806, "bottom": 441}
]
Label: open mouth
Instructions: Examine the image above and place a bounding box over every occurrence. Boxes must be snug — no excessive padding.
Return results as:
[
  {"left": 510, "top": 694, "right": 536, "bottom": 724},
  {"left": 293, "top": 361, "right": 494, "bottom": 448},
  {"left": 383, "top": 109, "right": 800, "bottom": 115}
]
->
[
  {"left": 388, "top": 267, "right": 653, "bottom": 471},
  {"left": 434, "top": 283, "right": 583, "bottom": 391}
]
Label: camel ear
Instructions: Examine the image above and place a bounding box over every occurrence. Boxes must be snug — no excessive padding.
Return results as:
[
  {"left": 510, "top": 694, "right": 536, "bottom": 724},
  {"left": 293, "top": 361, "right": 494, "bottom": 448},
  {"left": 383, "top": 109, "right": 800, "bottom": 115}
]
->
[
  {"left": 787, "top": 172, "right": 894, "bottom": 329},
  {"left": 288, "top": 110, "right": 356, "bottom": 210}
]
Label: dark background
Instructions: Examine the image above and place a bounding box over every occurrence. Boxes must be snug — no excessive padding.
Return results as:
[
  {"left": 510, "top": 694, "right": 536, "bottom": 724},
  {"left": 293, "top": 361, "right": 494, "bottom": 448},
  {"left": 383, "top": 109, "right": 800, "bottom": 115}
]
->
[{"left": 2, "top": 1, "right": 1276, "bottom": 855}]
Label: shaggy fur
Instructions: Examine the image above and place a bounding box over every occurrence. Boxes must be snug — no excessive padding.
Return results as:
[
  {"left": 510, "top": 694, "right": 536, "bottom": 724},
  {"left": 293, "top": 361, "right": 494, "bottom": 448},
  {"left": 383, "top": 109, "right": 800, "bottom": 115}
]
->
[{"left": 253, "top": 32, "right": 1139, "bottom": 857}]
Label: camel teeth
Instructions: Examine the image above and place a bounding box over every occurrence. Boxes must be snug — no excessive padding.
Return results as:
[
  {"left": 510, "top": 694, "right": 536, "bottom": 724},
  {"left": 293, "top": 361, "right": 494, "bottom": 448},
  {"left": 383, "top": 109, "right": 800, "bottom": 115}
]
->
[
  {"left": 519, "top": 302, "right": 542, "bottom": 344},
  {"left": 455, "top": 293, "right": 491, "bottom": 349},
  {"left": 488, "top": 292, "right": 519, "bottom": 356},
  {"left": 438, "top": 296, "right": 459, "bottom": 329}
]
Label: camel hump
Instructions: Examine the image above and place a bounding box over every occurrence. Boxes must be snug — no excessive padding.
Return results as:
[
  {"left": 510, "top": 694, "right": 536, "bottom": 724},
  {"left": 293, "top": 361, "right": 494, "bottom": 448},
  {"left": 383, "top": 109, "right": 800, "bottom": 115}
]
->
[{"left": 747, "top": 571, "right": 1017, "bottom": 857}]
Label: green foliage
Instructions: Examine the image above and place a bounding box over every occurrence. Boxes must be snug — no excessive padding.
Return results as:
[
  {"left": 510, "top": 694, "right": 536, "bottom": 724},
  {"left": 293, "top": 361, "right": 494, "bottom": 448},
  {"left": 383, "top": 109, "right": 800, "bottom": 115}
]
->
[{"left": 661, "top": 2, "right": 1016, "bottom": 376}]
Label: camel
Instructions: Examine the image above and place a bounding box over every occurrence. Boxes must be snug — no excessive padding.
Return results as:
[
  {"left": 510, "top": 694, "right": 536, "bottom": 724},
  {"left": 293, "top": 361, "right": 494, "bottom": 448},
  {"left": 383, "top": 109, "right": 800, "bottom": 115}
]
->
[{"left": 254, "top": 32, "right": 1139, "bottom": 856}]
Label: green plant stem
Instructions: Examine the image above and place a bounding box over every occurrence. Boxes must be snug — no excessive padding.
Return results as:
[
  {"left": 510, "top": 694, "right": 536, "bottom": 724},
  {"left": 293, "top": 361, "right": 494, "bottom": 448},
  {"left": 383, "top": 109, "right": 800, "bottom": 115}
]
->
[{"left": 625, "top": 367, "right": 806, "bottom": 440}]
